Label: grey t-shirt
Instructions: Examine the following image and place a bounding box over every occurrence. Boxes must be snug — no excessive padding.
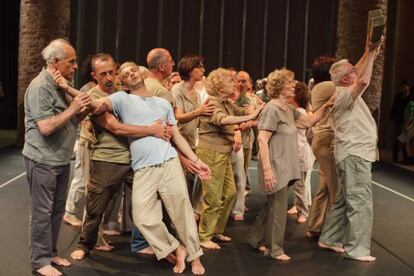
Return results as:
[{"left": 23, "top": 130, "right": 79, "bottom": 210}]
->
[
  {"left": 257, "top": 103, "right": 301, "bottom": 194},
  {"left": 22, "top": 68, "right": 78, "bottom": 166},
  {"left": 331, "top": 86, "right": 378, "bottom": 164}
]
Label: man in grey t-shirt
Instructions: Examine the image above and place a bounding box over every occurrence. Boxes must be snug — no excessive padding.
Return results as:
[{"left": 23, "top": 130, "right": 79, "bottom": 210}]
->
[
  {"left": 317, "top": 38, "right": 382, "bottom": 262},
  {"left": 22, "top": 39, "right": 91, "bottom": 276}
]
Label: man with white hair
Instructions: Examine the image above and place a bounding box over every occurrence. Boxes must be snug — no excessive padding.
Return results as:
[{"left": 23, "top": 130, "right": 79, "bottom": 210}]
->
[
  {"left": 22, "top": 38, "right": 91, "bottom": 276},
  {"left": 317, "top": 38, "right": 382, "bottom": 262}
]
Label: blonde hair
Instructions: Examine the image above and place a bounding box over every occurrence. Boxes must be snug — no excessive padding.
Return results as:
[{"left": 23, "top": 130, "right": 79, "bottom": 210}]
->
[
  {"left": 266, "top": 69, "right": 290, "bottom": 99},
  {"left": 329, "top": 59, "right": 349, "bottom": 85},
  {"left": 279, "top": 67, "right": 295, "bottom": 80},
  {"left": 205, "top": 68, "right": 232, "bottom": 96}
]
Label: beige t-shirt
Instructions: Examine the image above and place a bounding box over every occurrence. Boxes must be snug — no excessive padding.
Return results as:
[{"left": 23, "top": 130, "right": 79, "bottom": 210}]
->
[
  {"left": 311, "top": 81, "right": 336, "bottom": 135},
  {"left": 145, "top": 77, "right": 173, "bottom": 104},
  {"left": 89, "top": 88, "right": 131, "bottom": 164},
  {"left": 198, "top": 96, "right": 247, "bottom": 153},
  {"left": 331, "top": 86, "right": 378, "bottom": 164},
  {"left": 171, "top": 82, "right": 201, "bottom": 150},
  {"left": 257, "top": 103, "right": 301, "bottom": 194}
]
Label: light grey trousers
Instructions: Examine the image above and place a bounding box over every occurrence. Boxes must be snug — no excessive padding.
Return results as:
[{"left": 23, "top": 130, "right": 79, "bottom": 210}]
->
[
  {"left": 319, "top": 155, "right": 373, "bottom": 258},
  {"left": 24, "top": 157, "right": 70, "bottom": 270}
]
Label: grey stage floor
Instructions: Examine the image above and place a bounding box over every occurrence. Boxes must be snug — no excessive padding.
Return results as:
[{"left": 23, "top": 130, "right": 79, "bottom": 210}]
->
[{"left": 0, "top": 145, "right": 413, "bottom": 276}]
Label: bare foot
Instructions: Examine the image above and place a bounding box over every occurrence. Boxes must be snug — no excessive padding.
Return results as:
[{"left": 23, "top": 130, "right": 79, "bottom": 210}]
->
[
  {"left": 350, "top": 256, "right": 376, "bottom": 262},
  {"left": 275, "top": 254, "right": 291, "bottom": 261},
  {"left": 103, "top": 230, "right": 121, "bottom": 236},
  {"left": 70, "top": 249, "right": 87, "bottom": 260},
  {"left": 318, "top": 241, "right": 345, "bottom": 253},
  {"left": 166, "top": 253, "right": 176, "bottom": 264},
  {"left": 200, "top": 241, "right": 221, "bottom": 250},
  {"left": 306, "top": 231, "right": 320, "bottom": 238},
  {"left": 36, "top": 264, "right": 62, "bottom": 276},
  {"left": 191, "top": 258, "right": 205, "bottom": 275},
  {"left": 297, "top": 215, "right": 307, "bottom": 224},
  {"left": 51, "top": 256, "right": 71, "bottom": 267},
  {"left": 258, "top": 246, "right": 267, "bottom": 252},
  {"left": 214, "top": 234, "right": 231, "bottom": 242},
  {"left": 233, "top": 215, "right": 245, "bottom": 221},
  {"left": 63, "top": 215, "right": 82, "bottom": 227},
  {"left": 287, "top": 206, "right": 298, "bottom": 214},
  {"left": 173, "top": 245, "right": 187, "bottom": 274},
  {"left": 136, "top": 246, "right": 154, "bottom": 255},
  {"left": 95, "top": 244, "right": 114, "bottom": 251},
  {"left": 194, "top": 213, "right": 200, "bottom": 221}
]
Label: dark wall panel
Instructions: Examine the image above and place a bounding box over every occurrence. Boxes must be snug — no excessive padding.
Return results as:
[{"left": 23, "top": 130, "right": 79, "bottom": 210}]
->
[{"left": 70, "top": 0, "right": 339, "bottom": 87}]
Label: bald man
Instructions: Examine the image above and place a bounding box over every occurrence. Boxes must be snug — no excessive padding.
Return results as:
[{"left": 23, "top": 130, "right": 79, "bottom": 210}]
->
[{"left": 145, "top": 48, "right": 175, "bottom": 104}]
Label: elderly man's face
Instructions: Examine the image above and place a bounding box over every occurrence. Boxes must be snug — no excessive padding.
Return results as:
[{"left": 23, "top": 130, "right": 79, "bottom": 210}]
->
[
  {"left": 341, "top": 63, "right": 357, "bottom": 85},
  {"left": 162, "top": 52, "right": 175, "bottom": 78},
  {"left": 237, "top": 71, "right": 250, "bottom": 93},
  {"left": 55, "top": 44, "right": 78, "bottom": 81}
]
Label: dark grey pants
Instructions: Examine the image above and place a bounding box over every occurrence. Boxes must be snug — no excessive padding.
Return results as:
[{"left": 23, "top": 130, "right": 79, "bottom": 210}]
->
[{"left": 24, "top": 157, "right": 70, "bottom": 270}]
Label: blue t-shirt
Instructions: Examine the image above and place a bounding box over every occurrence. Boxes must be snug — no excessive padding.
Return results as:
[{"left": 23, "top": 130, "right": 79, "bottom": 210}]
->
[{"left": 109, "top": 91, "right": 178, "bottom": 170}]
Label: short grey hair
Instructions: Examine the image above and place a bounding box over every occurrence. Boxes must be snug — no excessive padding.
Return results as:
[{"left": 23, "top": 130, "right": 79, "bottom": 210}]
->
[
  {"left": 41, "top": 38, "right": 72, "bottom": 64},
  {"left": 329, "top": 59, "right": 350, "bottom": 85}
]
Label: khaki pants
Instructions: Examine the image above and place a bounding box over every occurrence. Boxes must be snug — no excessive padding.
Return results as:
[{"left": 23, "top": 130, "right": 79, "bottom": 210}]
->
[
  {"left": 131, "top": 158, "right": 202, "bottom": 262},
  {"left": 319, "top": 155, "right": 373, "bottom": 258},
  {"left": 231, "top": 149, "right": 247, "bottom": 216},
  {"left": 249, "top": 186, "right": 288, "bottom": 257},
  {"left": 308, "top": 131, "right": 338, "bottom": 232},
  {"left": 196, "top": 148, "right": 236, "bottom": 242},
  {"left": 292, "top": 172, "right": 309, "bottom": 217}
]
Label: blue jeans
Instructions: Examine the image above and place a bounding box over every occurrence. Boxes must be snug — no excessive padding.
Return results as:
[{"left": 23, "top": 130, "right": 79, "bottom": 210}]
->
[{"left": 130, "top": 226, "right": 149, "bottom": 252}]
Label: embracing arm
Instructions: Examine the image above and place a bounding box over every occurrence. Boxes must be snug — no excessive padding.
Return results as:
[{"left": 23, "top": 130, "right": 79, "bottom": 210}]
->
[{"left": 93, "top": 112, "right": 170, "bottom": 139}]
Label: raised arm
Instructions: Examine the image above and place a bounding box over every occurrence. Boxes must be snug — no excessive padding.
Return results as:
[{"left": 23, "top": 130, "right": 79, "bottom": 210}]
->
[{"left": 350, "top": 38, "right": 383, "bottom": 100}]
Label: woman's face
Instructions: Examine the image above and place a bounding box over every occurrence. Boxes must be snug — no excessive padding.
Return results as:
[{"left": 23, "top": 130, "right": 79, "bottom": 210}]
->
[
  {"left": 189, "top": 63, "right": 205, "bottom": 82},
  {"left": 280, "top": 78, "right": 295, "bottom": 98},
  {"left": 220, "top": 75, "right": 236, "bottom": 99}
]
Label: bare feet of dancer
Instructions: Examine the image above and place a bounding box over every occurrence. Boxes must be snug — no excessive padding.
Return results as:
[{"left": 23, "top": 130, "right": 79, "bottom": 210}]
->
[
  {"left": 306, "top": 231, "right": 320, "bottom": 238},
  {"left": 95, "top": 244, "right": 114, "bottom": 251},
  {"left": 103, "top": 230, "right": 121, "bottom": 236},
  {"left": 166, "top": 253, "right": 176, "bottom": 264},
  {"left": 275, "top": 254, "right": 291, "bottom": 261},
  {"left": 258, "top": 246, "right": 267, "bottom": 253},
  {"left": 136, "top": 246, "right": 154, "bottom": 255},
  {"left": 318, "top": 241, "right": 345, "bottom": 253},
  {"left": 200, "top": 241, "right": 221, "bottom": 250},
  {"left": 233, "top": 214, "right": 245, "bottom": 221},
  {"left": 191, "top": 258, "right": 205, "bottom": 275},
  {"left": 297, "top": 215, "right": 307, "bottom": 224},
  {"left": 214, "top": 234, "right": 231, "bottom": 242},
  {"left": 173, "top": 245, "right": 187, "bottom": 273},
  {"left": 287, "top": 206, "right": 298, "bottom": 215},
  {"left": 63, "top": 214, "right": 82, "bottom": 227},
  {"left": 70, "top": 249, "right": 87, "bottom": 260},
  {"left": 349, "top": 256, "right": 376, "bottom": 262},
  {"left": 51, "top": 256, "right": 71, "bottom": 267},
  {"left": 36, "top": 264, "right": 62, "bottom": 276}
]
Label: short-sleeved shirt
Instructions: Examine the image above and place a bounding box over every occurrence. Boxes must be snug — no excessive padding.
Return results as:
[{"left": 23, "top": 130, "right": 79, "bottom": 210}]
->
[
  {"left": 144, "top": 77, "right": 173, "bottom": 104},
  {"left": 198, "top": 96, "right": 248, "bottom": 153},
  {"left": 331, "top": 86, "right": 378, "bottom": 164},
  {"left": 22, "top": 68, "right": 78, "bottom": 166},
  {"left": 235, "top": 93, "right": 255, "bottom": 149},
  {"left": 88, "top": 87, "right": 130, "bottom": 164},
  {"left": 311, "top": 81, "right": 336, "bottom": 135},
  {"left": 257, "top": 103, "right": 301, "bottom": 194},
  {"left": 108, "top": 91, "right": 178, "bottom": 170},
  {"left": 171, "top": 82, "right": 201, "bottom": 150}
]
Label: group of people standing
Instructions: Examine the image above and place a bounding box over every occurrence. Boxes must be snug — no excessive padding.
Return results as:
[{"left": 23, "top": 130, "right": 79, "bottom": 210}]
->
[{"left": 22, "top": 35, "right": 382, "bottom": 276}]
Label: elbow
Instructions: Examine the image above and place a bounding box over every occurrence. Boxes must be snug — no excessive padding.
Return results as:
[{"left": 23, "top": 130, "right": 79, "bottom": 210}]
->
[{"left": 37, "top": 122, "right": 54, "bottom": 136}]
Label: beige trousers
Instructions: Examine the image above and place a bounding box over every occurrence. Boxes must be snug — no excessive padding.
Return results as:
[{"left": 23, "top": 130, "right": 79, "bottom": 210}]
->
[{"left": 131, "top": 158, "right": 202, "bottom": 262}]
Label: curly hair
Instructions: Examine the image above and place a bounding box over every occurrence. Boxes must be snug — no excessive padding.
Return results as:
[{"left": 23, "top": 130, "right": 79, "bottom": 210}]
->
[
  {"left": 294, "top": 81, "right": 310, "bottom": 109},
  {"left": 266, "top": 69, "right": 290, "bottom": 99},
  {"left": 205, "top": 68, "right": 232, "bottom": 96}
]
